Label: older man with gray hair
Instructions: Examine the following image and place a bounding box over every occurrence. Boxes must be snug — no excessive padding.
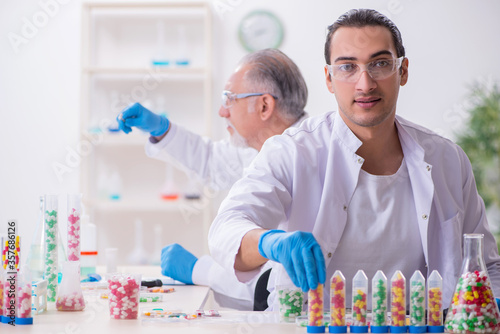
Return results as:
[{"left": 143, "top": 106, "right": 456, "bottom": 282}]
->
[{"left": 117, "top": 48, "right": 308, "bottom": 310}]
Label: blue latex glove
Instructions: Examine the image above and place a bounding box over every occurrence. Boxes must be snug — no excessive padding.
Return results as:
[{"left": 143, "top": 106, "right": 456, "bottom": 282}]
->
[
  {"left": 117, "top": 102, "right": 169, "bottom": 136},
  {"left": 497, "top": 298, "right": 500, "bottom": 311},
  {"left": 258, "top": 230, "right": 326, "bottom": 292},
  {"left": 161, "top": 243, "right": 197, "bottom": 285}
]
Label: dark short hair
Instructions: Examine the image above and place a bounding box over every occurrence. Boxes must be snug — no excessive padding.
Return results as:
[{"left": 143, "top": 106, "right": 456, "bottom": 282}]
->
[
  {"left": 324, "top": 9, "right": 405, "bottom": 64},
  {"left": 240, "top": 49, "right": 307, "bottom": 122}
]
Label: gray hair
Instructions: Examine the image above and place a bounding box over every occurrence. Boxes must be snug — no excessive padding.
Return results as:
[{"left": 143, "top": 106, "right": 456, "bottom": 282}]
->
[{"left": 239, "top": 49, "right": 307, "bottom": 122}]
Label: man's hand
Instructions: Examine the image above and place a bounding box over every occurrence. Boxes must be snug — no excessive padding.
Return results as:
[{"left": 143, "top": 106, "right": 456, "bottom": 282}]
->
[
  {"left": 117, "top": 102, "right": 169, "bottom": 136},
  {"left": 161, "top": 243, "right": 197, "bottom": 284},
  {"left": 258, "top": 230, "right": 326, "bottom": 292}
]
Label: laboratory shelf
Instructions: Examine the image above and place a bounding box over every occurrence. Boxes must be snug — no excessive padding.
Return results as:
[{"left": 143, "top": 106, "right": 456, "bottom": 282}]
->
[
  {"left": 84, "top": 132, "right": 149, "bottom": 146},
  {"left": 89, "top": 197, "right": 203, "bottom": 212},
  {"left": 84, "top": 67, "right": 207, "bottom": 77},
  {"left": 80, "top": 0, "right": 213, "bottom": 255}
]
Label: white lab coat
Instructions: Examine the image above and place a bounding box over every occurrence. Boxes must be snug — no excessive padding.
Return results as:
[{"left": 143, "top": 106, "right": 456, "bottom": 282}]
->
[
  {"left": 145, "top": 123, "right": 258, "bottom": 310},
  {"left": 145, "top": 123, "right": 258, "bottom": 192},
  {"left": 208, "top": 111, "right": 500, "bottom": 310},
  {"left": 144, "top": 114, "right": 308, "bottom": 309}
]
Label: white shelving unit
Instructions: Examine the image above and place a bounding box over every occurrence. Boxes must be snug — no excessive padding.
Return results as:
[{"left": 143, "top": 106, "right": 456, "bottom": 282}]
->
[{"left": 80, "top": 0, "right": 213, "bottom": 265}]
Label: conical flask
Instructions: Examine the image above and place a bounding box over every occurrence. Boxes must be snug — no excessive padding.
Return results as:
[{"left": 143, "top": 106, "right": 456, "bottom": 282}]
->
[
  {"left": 444, "top": 234, "right": 500, "bottom": 333},
  {"left": 56, "top": 261, "right": 85, "bottom": 311}
]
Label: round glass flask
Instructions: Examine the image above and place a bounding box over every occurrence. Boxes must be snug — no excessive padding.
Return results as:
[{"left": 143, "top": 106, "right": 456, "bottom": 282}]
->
[{"left": 445, "top": 234, "right": 500, "bottom": 333}]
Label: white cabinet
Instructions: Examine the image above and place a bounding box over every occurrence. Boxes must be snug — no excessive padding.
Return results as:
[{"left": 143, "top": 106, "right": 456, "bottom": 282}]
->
[{"left": 80, "top": 1, "right": 213, "bottom": 265}]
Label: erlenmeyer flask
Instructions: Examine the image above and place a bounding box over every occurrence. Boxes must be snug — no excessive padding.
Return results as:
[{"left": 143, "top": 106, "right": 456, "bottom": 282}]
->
[
  {"left": 56, "top": 261, "right": 85, "bottom": 311},
  {"left": 444, "top": 234, "right": 500, "bottom": 333}
]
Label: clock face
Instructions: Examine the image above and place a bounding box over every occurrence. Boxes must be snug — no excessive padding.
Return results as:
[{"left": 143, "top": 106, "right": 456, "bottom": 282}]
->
[{"left": 238, "top": 10, "right": 284, "bottom": 52}]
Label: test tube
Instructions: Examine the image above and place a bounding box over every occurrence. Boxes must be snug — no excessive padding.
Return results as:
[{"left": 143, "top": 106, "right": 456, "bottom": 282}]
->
[
  {"left": 329, "top": 270, "right": 347, "bottom": 333},
  {"left": 427, "top": 270, "right": 444, "bottom": 333},
  {"left": 67, "top": 194, "right": 82, "bottom": 262},
  {"left": 371, "top": 270, "right": 389, "bottom": 333},
  {"left": 409, "top": 270, "right": 426, "bottom": 332},
  {"left": 307, "top": 284, "right": 325, "bottom": 333},
  {"left": 390, "top": 270, "right": 407, "bottom": 333},
  {"left": 351, "top": 270, "right": 368, "bottom": 333},
  {"left": 44, "top": 194, "right": 58, "bottom": 302},
  {"left": 16, "top": 268, "right": 32, "bottom": 325},
  {"left": 0, "top": 266, "right": 4, "bottom": 319}
]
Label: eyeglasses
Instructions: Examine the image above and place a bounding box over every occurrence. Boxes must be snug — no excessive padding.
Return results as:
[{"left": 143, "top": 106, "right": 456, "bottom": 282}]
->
[
  {"left": 326, "top": 56, "right": 405, "bottom": 83},
  {"left": 221, "top": 90, "right": 278, "bottom": 108}
]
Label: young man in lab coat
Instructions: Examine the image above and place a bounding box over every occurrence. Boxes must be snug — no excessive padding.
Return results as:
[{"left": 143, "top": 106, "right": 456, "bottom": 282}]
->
[
  {"left": 117, "top": 49, "right": 308, "bottom": 310},
  {"left": 208, "top": 9, "right": 500, "bottom": 311}
]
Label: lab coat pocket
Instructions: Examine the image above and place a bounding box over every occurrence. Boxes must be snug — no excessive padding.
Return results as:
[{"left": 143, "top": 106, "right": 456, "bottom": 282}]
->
[{"left": 429, "top": 211, "right": 463, "bottom": 290}]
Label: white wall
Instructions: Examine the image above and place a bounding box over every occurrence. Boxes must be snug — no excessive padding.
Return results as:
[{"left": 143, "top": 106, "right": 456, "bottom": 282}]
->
[{"left": 1, "top": 0, "right": 500, "bottom": 253}]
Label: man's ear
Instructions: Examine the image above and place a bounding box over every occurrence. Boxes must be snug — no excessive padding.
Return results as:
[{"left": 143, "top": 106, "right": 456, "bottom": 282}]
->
[
  {"left": 400, "top": 57, "right": 409, "bottom": 86},
  {"left": 259, "top": 94, "right": 276, "bottom": 121},
  {"left": 325, "top": 66, "right": 335, "bottom": 94}
]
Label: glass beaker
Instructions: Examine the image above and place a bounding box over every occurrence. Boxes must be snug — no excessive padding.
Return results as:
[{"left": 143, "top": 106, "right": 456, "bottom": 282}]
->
[
  {"left": 277, "top": 284, "right": 303, "bottom": 323},
  {"left": 444, "top": 234, "right": 500, "bottom": 333},
  {"left": 107, "top": 273, "right": 141, "bottom": 319},
  {"left": 56, "top": 261, "right": 85, "bottom": 311}
]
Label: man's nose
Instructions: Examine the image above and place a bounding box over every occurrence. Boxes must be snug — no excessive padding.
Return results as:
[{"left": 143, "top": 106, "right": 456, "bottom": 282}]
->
[
  {"left": 219, "top": 105, "right": 230, "bottom": 118},
  {"left": 355, "top": 70, "right": 377, "bottom": 92}
]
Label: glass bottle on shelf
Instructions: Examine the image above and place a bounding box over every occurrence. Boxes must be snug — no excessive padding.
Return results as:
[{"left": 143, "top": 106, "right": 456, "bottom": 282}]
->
[
  {"left": 152, "top": 20, "right": 170, "bottom": 66},
  {"left": 444, "top": 234, "right": 500, "bottom": 333},
  {"left": 160, "top": 164, "right": 179, "bottom": 200}
]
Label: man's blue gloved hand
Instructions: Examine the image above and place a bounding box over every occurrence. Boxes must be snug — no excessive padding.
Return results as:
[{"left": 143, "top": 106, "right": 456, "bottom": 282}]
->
[
  {"left": 258, "top": 230, "right": 326, "bottom": 292},
  {"left": 161, "top": 243, "right": 197, "bottom": 285},
  {"left": 496, "top": 298, "right": 500, "bottom": 311},
  {"left": 117, "top": 102, "right": 169, "bottom": 136}
]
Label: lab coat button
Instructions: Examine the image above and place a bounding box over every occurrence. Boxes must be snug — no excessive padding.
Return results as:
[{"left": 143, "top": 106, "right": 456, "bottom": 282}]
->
[
  {"left": 357, "top": 158, "right": 364, "bottom": 164},
  {"left": 426, "top": 165, "right": 431, "bottom": 171},
  {"left": 327, "top": 252, "right": 332, "bottom": 258},
  {"left": 343, "top": 205, "right": 347, "bottom": 211},
  {"left": 422, "top": 214, "right": 428, "bottom": 220}
]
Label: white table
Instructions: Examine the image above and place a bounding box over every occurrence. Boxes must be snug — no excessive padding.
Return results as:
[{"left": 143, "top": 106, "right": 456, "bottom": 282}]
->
[{"left": 6, "top": 266, "right": 442, "bottom": 333}]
